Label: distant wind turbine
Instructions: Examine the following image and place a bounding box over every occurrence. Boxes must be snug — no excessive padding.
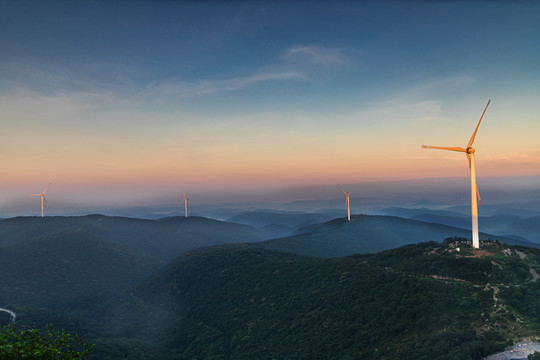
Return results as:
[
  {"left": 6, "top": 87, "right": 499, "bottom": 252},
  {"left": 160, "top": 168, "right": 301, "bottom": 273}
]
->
[
  {"left": 421, "top": 100, "right": 491, "bottom": 249},
  {"left": 28, "top": 183, "right": 50, "bottom": 218},
  {"left": 339, "top": 187, "right": 352, "bottom": 221},
  {"left": 182, "top": 189, "right": 189, "bottom": 218}
]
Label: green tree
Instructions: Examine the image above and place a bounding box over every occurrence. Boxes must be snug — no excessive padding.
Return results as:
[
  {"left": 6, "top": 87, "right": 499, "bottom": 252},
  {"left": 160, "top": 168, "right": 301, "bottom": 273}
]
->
[
  {"left": 0, "top": 324, "right": 93, "bottom": 359},
  {"left": 528, "top": 351, "right": 540, "bottom": 360}
]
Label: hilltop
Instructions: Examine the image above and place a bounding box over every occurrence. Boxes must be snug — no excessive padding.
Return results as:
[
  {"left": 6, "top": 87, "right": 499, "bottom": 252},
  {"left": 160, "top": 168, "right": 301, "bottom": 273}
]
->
[
  {"left": 0, "top": 215, "right": 263, "bottom": 261},
  {"left": 255, "top": 214, "right": 527, "bottom": 257},
  {"left": 96, "top": 240, "right": 540, "bottom": 360}
]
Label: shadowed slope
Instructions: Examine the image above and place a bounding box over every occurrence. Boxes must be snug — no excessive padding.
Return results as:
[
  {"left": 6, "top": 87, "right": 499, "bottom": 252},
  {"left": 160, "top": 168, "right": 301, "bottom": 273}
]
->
[
  {"left": 0, "top": 228, "right": 164, "bottom": 311},
  {"left": 256, "top": 214, "right": 524, "bottom": 257}
]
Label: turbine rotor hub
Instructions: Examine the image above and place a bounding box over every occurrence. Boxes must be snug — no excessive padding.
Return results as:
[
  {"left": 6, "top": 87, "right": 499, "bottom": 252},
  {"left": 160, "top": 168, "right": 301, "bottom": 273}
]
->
[{"left": 466, "top": 147, "right": 475, "bottom": 154}]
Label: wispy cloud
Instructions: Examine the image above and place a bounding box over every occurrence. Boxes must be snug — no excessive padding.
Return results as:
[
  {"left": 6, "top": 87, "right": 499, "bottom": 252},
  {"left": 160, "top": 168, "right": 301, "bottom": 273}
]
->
[
  {"left": 139, "top": 69, "right": 306, "bottom": 99},
  {"left": 144, "top": 45, "right": 350, "bottom": 98},
  {"left": 2, "top": 45, "right": 347, "bottom": 101},
  {"left": 283, "top": 45, "right": 351, "bottom": 66},
  {"left": 193, "top": 70, "right": 306, "bottom": 94}
]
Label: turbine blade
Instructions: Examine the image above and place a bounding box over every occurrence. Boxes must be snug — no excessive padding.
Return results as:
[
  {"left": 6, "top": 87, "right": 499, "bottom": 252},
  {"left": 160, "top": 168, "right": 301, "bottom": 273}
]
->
[
  {"left": 421, "top": 145, "right": 467, "bottom": 152},
  {"left": 43, "top": 197, "right": 48, "bottom": 207},
  {"left": 28, "top": 194, "right": 41, "bottom": 196},
  {"left": 339, "top": 187, "right": 347, "bottom": 195},
  {"left": 476, "top": 185, "right": 482, "bottom": 206},
  {"left": 466, "top": 153, "right": 471, "bottom": 169},
  {"left": 467, "top": 99, "right": 491, "bottom": 148},
  {"left": 42, "top": 183, "right": 51, "bottom": 195}
]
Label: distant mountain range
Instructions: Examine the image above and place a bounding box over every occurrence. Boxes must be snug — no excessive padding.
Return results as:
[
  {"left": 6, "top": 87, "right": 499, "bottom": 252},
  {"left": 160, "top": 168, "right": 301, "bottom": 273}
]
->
[
  {"left": 226, "top": 211, "right": 332, "bottom": 238},
  {"left": 378, "top": 207, "right": 540, "bottom": 244}
]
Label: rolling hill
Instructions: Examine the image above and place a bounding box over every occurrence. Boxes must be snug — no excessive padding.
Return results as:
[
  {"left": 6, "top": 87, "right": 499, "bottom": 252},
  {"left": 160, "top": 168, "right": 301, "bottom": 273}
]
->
[
  {"left": 500, "top": 216, "right": 540, "bottom": 244},
  {"left": 96, "top": 241, "right": 540, "bottom": 360},
  {"left": 0, "top": 214, "right": 264, "bottom": 331},
  {"left": 381, "top": 207, "right": 532, "bottom": 234},
  {"left": 0, "top": 215, "right": 263, "bottom": 261},
  {"left": 379, "top": 207, "right": 469, "bottom": 219},
  {"left": 226, "top": 211, "right": 332, "bottom": 238},
  {"left": 255, "top": 214, "right": 525, "bottom": 257},
  {"left": 406, "top": 212, "right": 540, "bottom": 245},
  {"left": 409, "top": 213, "right": 471, "bottom": 229},
  {"left": 2, "top": 212, "right": 539, "bottom": 359}
]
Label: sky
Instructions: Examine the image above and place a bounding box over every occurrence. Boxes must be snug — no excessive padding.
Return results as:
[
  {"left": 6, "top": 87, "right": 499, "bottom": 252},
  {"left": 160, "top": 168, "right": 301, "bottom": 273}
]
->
[{"left": 1, "top": 1, "right": 539, "bottom": 212}]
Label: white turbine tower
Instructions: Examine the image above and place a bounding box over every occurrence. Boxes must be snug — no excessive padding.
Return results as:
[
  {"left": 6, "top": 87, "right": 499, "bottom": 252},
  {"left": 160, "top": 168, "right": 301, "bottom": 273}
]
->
[
  {"left": 28, "top": 183, "right": 50, "bottom": 218},
  {"left": 339, "top": 187, "right": 352, "bottom": 221},
  {"left": 422, "top": 100, "right": 490, "bottom": 249},
  {"left": 182, "top": 189, "right": 189, "bottom": 218}
]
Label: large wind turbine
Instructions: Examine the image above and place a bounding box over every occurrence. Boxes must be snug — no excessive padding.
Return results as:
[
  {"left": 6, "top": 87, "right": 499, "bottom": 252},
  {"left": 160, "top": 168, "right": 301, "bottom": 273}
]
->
[
  {"left": 339, "top": 187, "right": 352, "bottom": 221},
  {"left": 182, "top": 189, "right": 189, "bottom": 218},
  {"left": 28, "top": 183, "right": 50, "bottom": 218},
  {"left": 421, "top": 100, "right": 490, "bottom": 249}
]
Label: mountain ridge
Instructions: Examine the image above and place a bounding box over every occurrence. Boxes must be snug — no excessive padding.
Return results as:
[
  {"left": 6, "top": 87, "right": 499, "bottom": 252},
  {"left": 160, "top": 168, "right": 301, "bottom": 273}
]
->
[
  {"left": 0, "top": 214, "right": 263, "bottom": 261},
  {"left": 256, "top": 214, "right": 535, "bottom": 258}
]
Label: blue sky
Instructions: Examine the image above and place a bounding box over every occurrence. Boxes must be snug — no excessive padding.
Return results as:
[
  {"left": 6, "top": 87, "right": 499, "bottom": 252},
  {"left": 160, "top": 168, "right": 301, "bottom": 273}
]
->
[
  {"left": 4, "top": 2, "right": 538, "bottom": 107},
  {"left": 1, "top": 1, "right": 539, "bottom": 211}
]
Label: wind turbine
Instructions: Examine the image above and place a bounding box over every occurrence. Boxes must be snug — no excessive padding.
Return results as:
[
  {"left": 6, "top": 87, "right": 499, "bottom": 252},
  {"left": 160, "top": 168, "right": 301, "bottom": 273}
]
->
[
  {"left": 421, "top": 100, "right": 490, "bottom": 249},
  {"left": 339, "top": 187, "right": 352, "bottom": 221},
  {"left": 182, "top": 189, "right": 189, "bottom": 218},
  {"left": 28, "top": 183, "right": 50, "bottom": 218}
]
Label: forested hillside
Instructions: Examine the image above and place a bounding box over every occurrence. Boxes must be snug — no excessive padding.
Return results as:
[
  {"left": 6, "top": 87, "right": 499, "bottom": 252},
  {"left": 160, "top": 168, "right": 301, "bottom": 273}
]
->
[
  {"left": 0, "top": 214, "right": 264, "bottom": 346},
  {"left": 95, "top": 240, "right": 540, "bottom": 360},
  {"left": 0, "top": 230, "right": 163, "bottom": 312}
]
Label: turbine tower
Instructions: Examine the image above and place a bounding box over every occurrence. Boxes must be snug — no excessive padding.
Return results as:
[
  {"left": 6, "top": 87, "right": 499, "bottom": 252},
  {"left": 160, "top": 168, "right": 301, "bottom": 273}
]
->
[
  {"left": 421, "top": 100, "right": 490, "bottom": 249},
  {"left": 182, "top": 189, "right": 189, "bottom": 218},
  {"left": 28, "top": 183, "right": 50, "bottom": 218},
  {"left": 339, "top": 187, "right": 352, "bottom": 221}
]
